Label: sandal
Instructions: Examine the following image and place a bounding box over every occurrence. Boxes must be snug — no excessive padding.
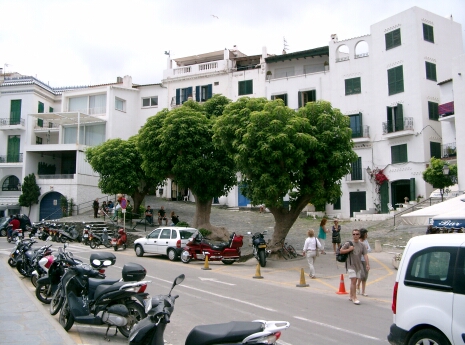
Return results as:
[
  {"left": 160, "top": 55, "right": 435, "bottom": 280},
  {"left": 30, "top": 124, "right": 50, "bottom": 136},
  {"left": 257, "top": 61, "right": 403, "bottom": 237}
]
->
[
  {"left": 311, "top": 276, "right": 316, "bottom": 279},
  {"left": 353, "top": 299, "right": 360, "bottom": 305},
  {"left": 362, "top": 293, "right": 368, "bottom": 296}
]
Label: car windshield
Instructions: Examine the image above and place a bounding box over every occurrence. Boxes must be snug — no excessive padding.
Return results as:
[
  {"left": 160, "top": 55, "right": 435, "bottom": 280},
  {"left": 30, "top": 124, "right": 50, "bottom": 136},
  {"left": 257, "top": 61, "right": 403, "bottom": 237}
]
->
[{"left": 180, "top": 230, "right": 196, "bottom": 239}]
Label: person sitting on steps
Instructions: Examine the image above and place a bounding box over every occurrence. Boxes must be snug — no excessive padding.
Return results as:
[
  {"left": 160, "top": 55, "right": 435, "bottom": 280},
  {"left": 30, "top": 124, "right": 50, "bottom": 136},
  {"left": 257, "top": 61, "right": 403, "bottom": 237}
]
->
[{"left": 158, "top": 206, "right": 168, "bottom": 225}]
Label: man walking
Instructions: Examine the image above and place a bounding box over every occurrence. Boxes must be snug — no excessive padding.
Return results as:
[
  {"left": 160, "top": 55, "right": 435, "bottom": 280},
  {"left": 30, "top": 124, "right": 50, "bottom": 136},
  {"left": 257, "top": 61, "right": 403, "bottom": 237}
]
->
[{"left": 339, "top": 229, "right": 369, "bottom": 305}]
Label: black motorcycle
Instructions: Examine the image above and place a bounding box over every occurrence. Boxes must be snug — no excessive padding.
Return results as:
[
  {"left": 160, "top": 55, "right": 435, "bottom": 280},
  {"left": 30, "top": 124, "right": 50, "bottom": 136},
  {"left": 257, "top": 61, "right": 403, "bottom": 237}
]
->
[
  {"left": 57, "top": 252, "right": 150, "bottom": 339},
  {"left": 248, "top": 231, "right": 270, "bottom": 267},
  {"left": 58, "top": 225, "right": 81, "bottom": 243},
  {"left": 16, "top": 241, "right": 53, "bottom": 279},
  {"left": 89, "top": 228, "right": 111, "bottom": 249},
  {"left": 129, "top": 274, "right": 290, "bottom": 345},
  {"left": 8, "top": 237, "right": 35, "bottom": 267}
]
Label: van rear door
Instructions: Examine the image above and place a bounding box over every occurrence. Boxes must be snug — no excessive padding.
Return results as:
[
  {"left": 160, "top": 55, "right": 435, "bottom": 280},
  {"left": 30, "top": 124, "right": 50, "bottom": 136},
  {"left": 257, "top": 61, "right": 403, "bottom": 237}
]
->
[{"left": 452, "top": 246, "right": 465, "bottom": 345}]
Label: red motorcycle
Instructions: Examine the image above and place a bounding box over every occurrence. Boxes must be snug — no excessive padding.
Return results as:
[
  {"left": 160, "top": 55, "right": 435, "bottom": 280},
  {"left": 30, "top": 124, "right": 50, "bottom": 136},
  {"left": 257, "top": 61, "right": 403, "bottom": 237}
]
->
[
  {"left": 180, "top": 232, "right": 243, "bottom": 265},
  {"left": 111, "top": 228, "right": 127, "bottom": 251}
]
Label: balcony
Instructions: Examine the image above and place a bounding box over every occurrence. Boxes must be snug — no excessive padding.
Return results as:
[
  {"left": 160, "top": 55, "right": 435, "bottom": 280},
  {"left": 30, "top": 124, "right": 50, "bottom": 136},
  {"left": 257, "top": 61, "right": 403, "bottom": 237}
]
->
[
  {"left": 34, "top": 120, "right": 60, "bottom": 132},
  {"left": 352, "top": 125, "right": 370, "bottom": 143},
  {"left": 0, "top": 153, "right": 23, "bottom": 163},
  {"left": 442, "top": 142, "right": 456, "bottom": 158},
  {"left": 439, "top": 101, "right": 454, "bottom": 118},
  {"left": 382, "top": 117, "right": 414, "bottom": 138},
  {"left": 164, "top": 60, "right": 228, "bottom": 79},
  {"left": 0, "top": 118, "right": 26, "bottom": 130},
  {"left": 345, "top": 170, "right": 368, "bottom": 183},
  {"left": 61, "top": 107, "right": 106, "bottom": 115}
]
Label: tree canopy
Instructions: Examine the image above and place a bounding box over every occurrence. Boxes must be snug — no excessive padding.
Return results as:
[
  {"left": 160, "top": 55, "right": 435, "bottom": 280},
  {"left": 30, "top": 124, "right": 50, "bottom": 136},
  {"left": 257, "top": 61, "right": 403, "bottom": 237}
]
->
[
  {"left": 85, "top": 135, "right": 161, "bottom": 212},
  {"left": 422, "top": 157, "right": 458, "bottom": 199},
  {"left": 19, "top": 173, "right": 41, "bottom": 216},
  {"left": 213, "top": 98, "right": 357, "bottom": 249},
  {"left": 137, "top": 95, "right": 237, "bottom": 239}
]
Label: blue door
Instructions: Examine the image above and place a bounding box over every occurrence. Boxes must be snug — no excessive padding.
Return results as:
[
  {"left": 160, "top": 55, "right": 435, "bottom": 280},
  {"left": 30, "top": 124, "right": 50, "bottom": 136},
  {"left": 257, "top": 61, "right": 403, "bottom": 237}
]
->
[
  {"left": 238, "top": 186, "right": 250, "bottom": 207},
  {"left": 40, "top": 192, "right": 64, "bottom": 220}
]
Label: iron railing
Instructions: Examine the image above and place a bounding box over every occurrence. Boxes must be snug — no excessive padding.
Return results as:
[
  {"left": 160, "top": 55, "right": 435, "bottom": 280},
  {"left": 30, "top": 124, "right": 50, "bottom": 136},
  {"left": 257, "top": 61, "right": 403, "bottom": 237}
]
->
[
  {"left": 382, "top": 117, "right": 414, "bottom": 134},
  {"left": 0, "top": 118, "right": 25, "bottom": 126},
  {"left": 442, "top": 142, "right": 456, "bottom": 158},
  {"left": 0, "top": 153, "right": 23, "bottom": 163}
]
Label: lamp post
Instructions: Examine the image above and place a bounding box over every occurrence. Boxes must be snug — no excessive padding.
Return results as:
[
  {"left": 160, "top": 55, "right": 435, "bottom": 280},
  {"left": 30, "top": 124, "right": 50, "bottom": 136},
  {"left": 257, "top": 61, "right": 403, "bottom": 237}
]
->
[{"left": 441, "top": 164, "right": 450, "bottom": 202}]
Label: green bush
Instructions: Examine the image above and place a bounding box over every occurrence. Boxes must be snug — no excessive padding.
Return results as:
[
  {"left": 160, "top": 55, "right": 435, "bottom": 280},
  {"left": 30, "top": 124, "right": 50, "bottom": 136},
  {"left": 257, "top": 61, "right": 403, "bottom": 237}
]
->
[
  {"left": 176, "top": 221, "right": 190, "bottom": 227},
  {"left": 198, "top": 228, "right": 212, "bottom": 238}
]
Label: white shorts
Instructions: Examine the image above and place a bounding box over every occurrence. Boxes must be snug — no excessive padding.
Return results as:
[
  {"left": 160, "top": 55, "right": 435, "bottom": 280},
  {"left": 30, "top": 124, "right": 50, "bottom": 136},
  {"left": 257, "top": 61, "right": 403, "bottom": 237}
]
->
[{"left": 347, "top": 269, "right": 361, "bottom": 279}]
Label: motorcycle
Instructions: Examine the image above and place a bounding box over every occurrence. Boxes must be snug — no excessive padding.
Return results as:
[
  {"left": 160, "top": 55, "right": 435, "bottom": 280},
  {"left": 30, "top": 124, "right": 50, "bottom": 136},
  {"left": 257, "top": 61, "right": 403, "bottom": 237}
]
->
[
  {"left": 82, "top": 225, "right": 91, "bottom": 245},
  {"left": 247, "top": 231, "right": 271, "bottom": 267},
  {"left": 57, "top": 252, "right": 150, "bottom": 339},
  {"left": 8, "top": 237, "right": 35, "bottom": 267},
  {"left": 7, "top": 225, "right": 23, "bottom": 243},
  {"left": 89, "top": 228, "right": 112, "bottom": 249},
  {"left": 58, "top": 225, "right": 81, "bottom": 243},
  {"left": 129, "top": 274, "right": 290, "bottom": 345},
  {"left": 16, "top": 241, "right": 53, "bottom": 279},
  {"left": 111, "top": 228, "right": 127, "bottom": 251},
  {"left": 181, "top": 232, "right": 244, "bottom": 265}
]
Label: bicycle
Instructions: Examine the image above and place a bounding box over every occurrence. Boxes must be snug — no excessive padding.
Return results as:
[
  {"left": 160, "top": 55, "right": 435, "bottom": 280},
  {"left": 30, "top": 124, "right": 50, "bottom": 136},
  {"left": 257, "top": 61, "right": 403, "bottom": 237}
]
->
[{"left": 279, "top": 242, "right": 298, "bottom": 260}]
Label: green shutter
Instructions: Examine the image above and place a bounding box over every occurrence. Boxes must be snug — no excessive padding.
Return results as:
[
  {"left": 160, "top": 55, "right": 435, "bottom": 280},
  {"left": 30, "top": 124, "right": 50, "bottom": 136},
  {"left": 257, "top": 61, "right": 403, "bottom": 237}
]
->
[
  {"left": 410, "top": 178, "right": 416, "bottom": 202},
  {"left": 388, "top": 66, "right": 404, "bottom": 95},
  {"left": 176, "top": 89, "right": 180, "bottom": 105},
  {"left": 49, "top": 107, "right": 53, "bottom": 112},
  {"left": 38, "top": 118, "right": 43, "bottom": 127},
  {"left": 298, "top": 91, "right": 302, "bottom": 108},
  {"left": 395, "top": 104, "right": 404, "bottom": 131},
  {"left": 38, "top": 102, "right": 44, "bottom": 113},
  {"left": 195, "top": 86, "right": 200, "bottom": 102},
  {"left": 386, "top": 29, "right": 401, "bottom": 50},
  {"left": 423, "top": 23, "right": 434, "bottom": 43},
  {"left": 354, "top": 77, "right": 361, "bottom": 94},
  {"left": 238, "top": 81, "right": 245, "bottom": 95},
  {"left": 392, "top": 144, "right": 407, "bottom": 164},
  {"left": 10, "top": 100, "right": 21, "bottom": 124},
  {"left": 386, "top": 106, "right": 393, "bottom": 133},
  {"left": 428, "top": 101, "right": 439, "bottom": 120},
  {"left": 207, "top": 84, "right": 212, "bottom": 100},
  {"left": 345, "top": 79, "right": 351, "bottom": 95},
  {"left": 380, "top": 182, "right": 389, "bottom": 213},
  {"left": 246, "top": 80, "right": 253, "bottom": 94},
  {"left": 430, "top": 142, "right": 442, "bottom": 158},
  {"left": 426, "top": 62, "right": 437, "bottom": 81},
  {"left": 351, "top": 157, "right": 362, "bottom": 180},
  {"left": 7, "top": 135, "right": 20, "bottom": 163}
]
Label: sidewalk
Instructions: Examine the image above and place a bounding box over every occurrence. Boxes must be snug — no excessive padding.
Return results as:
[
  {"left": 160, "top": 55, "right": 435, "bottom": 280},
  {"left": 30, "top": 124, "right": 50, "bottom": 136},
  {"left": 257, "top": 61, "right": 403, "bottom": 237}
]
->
[{"left": 0, "top": 258, "right": 77, "bottom": 345}]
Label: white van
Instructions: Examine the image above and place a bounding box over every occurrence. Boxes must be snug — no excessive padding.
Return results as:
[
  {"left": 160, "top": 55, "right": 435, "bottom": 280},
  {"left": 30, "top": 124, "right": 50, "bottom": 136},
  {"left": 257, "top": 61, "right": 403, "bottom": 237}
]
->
[{"left": 388, "top": 234, "right": 465, "bottom": 345}]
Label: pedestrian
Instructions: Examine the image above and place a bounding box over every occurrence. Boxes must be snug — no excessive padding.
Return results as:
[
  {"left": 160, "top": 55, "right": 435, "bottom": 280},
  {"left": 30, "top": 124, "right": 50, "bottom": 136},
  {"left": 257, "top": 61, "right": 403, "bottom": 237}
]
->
[
  {"left": 145, "top": 206, "right": 154, "bottom": 225},
  {"left": 93, "top": 198, "right": 99, "bottom": 218},
  {"left": 100, "top": 201, "right": 108, "bottom": 216},
  {"left": 7, "top": 215, "right": 20, "bottom": 240},
  {"left": 259, "top": 204, "right": 265, "bottom": 213},
  {"left": 317, "top": 218, "right": 330, "bottom": 254},
  {"left": 170, "top": 211, "right": 180, "bottom": 225},
  {"left": 331, "top": 219, "right": 341, "bottom": 253},
  {"left": 356, "top": 228, "right": 371, "bottom": 297},
  {"left": 340, "top": 229, "right": 370, "bottom": 305},
  {"left": 158, "top": 206, "right": 168, "bottom": 225},
  {"left": 302, "top": 229, "right": 321, "bottom": 279}
]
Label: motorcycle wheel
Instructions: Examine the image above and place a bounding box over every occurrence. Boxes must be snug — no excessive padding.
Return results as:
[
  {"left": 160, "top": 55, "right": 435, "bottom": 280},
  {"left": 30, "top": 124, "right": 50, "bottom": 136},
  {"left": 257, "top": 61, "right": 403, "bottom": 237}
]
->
[
  {"left": 123, "top": 244, "right": 127, "bottom": 250},
  {"left": 31, "top": 273, "right": 43, "bottom": 287},
  {"left": 113, "top": 245, "right": 118, "bottom": 251},
  {"left": 36, "top": 283, "right": 52, "bottom": 304},
  {"left": 258, "top": 250, "right": 266, "bottom": 267},
  {"left": 60, "top": 236, "right": 67, "bottom": 243},
  {"left": 8, "top": 258, "right": 16, "bottom": 267},
  {"left": 180, "top": 250, "right": 191, "bottom": 264},
  {"left": 222, "top": 260, "right": 234, "bottom": 265},
  {"left": 50, "top": 286, "right": 64, "bottom": 315},
  {"left": 117, "top": 301, "right": 146, "bottom": 338},
  {"left": 90, "top": 239, "right": 98, "bottom": 249},
  {"left": 0, "top": 228, "right": 6, "bottom": 237},
  {"left": 16, "top": 261, "right": 30, "bottom": 277},
  {"left": 103, "top": 241, "right": 112, "bottom": 248},
  {"left": 59, "top": 300, "right": 75, "bottom": 331}
]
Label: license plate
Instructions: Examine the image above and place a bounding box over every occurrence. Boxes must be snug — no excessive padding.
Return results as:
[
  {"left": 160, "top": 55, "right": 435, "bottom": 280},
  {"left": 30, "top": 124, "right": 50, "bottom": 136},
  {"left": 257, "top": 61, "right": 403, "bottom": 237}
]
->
[
  {"left": 258, "top": 244, "right": 267, "bottom": 248},
  {"left": 83, "top": 234, "right": 89, "bottom": 237},
  {"left": 111, "top": 240, "right": 117, "bottom": 245}
]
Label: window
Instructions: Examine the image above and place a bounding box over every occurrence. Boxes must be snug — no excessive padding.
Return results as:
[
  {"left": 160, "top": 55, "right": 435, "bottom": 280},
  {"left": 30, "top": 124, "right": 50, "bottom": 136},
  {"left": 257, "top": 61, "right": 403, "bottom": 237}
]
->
[
  {"left": 195, "top": 85, "right": 212, "bottom": 102},
  {"left": 159, "top": 229, "right": 171, "bottom": 239},
  {"left": 351, "top": 157, "right": 363, "bottom": 180},
  {"left": 38, "top": 101, "right": 44, "bottom": 113},
  {"left": 388, "top": 65, "right": 404, "bottom": 95},
  {"left": 10, "top": 100, "right": 21, "bottom": 124},
  {"left": 271, "top": 94, "right": 288, "bottom": 106},
  {"left": 345, "top": 77, "right": 361, "bottom": 95},
  {"left": 423, "top": 23, "right": 434, "bottom": 43},
  {"left": 36, "top": 136, "right": 43, "bottom": 144},
  {"left": 238, "top": 80, "right": 253, "bottom": 96},
  {"left": 63, "top": 124, "right": 106, "bottom": 146},
  {"left": 298, "top": 90, "right": 316, "bottom": 108},
  {"left": 386, "top": 104, "right": 404, "bottom": 133},
  {"left": 148, "top": 229, "right": 161, "bottom": 239},
  {"left": 428, "top": 101, "right": 439, "bottom": 120},
  {"left": 333, "top": 197, "right": 341, "bottom": 210},
  {"left": 391, "top": 144, "right": 408, "bottom": 164},
  {"left": 176, "top": 87, "right": 193, "bottom": 105},
  {"left": 385, "top": 28, "right": 401, "bottom": 50},
  {"left": 430, "top": 142, "right": 441, "bottom": 159},
  {"left": 115, "top": 97, "right": 126, "bottom": 112},
  {"left": 274, "top": 67, "right": 295, "bottom": 79},
  {"left": 49, "top": 107, "right": 54, "bottom": 113},
  {"left": 89, "top": 94, "right": 106, "bottom": 114},
  {"left": 142, "top": 97, "right": 158, "bottom": 107},
  {"left": 349, "top": 113, "right": 363, "bottom": 138},
  {"left": 425, "top": 62, "right": 437, "bottom": 81},
  {"left": 2, "top": 175, "right": 20, "bottom": 191}
]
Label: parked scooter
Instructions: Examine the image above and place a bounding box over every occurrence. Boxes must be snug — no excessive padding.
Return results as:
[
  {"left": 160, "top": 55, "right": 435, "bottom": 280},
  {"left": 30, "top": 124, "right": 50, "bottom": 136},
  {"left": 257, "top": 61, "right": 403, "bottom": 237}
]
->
[
  {"left": 57, "top": 253, "right": 150, "bottom": 339},
  {"left": 58, "top": 225, "right": 81, "bottom": 243},
  {"left": 82, "top": 225, "right": 91, "bottom": 245},
  {"left": 129, "top": 274, "right": 290, "bottom": 345},
  {"left": 89, "top": 228, "right": 112, "bottom": 249},
  {"left": 7, "top": 225, "right": 23, "bottom": 243},
  {"left": 247, "top": 230, "right": 271, "bottom": 267},
  {"left": 111, "top": 228, "right": 127, "bottom": 251},
  {"left": 181, "top": 232, "right": 244, "bottom": 265}
]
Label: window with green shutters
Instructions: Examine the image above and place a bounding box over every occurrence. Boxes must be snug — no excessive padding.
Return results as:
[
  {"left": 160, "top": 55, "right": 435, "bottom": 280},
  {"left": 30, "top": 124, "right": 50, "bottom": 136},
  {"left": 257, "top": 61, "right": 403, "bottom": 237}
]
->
[
  {"left": 38, "top": 101, "right": 44, "bottom": 113},
  {"left": 10, "top": 100, "right": 21, "bottom": 125},
  {"left": 49, "top": 107, "right": 54, "bottom": 112},
  {"left": 385, "top": 28, "right": 401, "bottom": 50},
  {"left": 425, "top": 62, "right": 437, "bottom": 81},
  {"left": 391, "top": 144, "right": 408, "bottom": 164},
  {"left": 349, "top": 113, "right": 363, "bottom": 138},
  {"left": 388, "top": 66, "right": 404, "bottom": 95},
  {"left": 430, "top": 142, "right": 441, "bottom": 159},
  {"left": 351, "top": 157, "right": 363, "bottom": 180},
  {"left": 428, "top": 101, "right": 439, "bottom": 120},
  {"left": 37, "top": 118, "right": 44, "bottom": 127},
  {"left": 271, "top": 94, "right": 288, "bottom": 106},
  {"left": 238, "top": 80, "right": 253, "bottom": 96},
  {"left": 423, "top": 23, "right": 434, "bottom": 43},
  {"left": 345, "top": 77, "right": 361, "bottom": 95},
  {"left": 298, "top": 90, "right": 316, "bottom": 108}
]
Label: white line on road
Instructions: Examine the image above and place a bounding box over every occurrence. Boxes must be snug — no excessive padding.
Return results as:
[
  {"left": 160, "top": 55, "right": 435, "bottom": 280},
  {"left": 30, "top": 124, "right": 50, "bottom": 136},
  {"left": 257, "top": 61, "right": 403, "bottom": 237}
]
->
[
  {"left": 294, "top": 316, "right": 384, "bottom": 342},
  {"left": 198, "top": 277, "right": 236, "bottom": 285}
]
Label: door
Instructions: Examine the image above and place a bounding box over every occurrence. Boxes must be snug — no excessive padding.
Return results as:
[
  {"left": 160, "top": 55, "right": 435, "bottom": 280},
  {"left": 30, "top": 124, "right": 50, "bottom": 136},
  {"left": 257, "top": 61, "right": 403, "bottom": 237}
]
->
[
  {"left": 380, "top": 182, "right": 389, "bottom": 213},
  {"left": 39, "top": 192, "right": 64, "bottom": 220},
  {"left": 144, "top": 229, "right": 161, "bottom": 253},
  {"left": 452, "top": 247, "right": 465, "bottom": 345},
  {"left": 157, "top": 228, "right": 172, "bottom": 254},
  {"left": 238, "top": 185, "right": 250, "bottom": 207},
  {"left": 391, "top": 180, "right": 411, "bottom": 207},
  {"left": 349, "top": 191, "right": 366, "bottom": 217},
  {"left": 10, "top": 100, "right": 21, "bottom": 125},
  {"left": 7, "top": 135, "right": 20, "bottom": 162}
]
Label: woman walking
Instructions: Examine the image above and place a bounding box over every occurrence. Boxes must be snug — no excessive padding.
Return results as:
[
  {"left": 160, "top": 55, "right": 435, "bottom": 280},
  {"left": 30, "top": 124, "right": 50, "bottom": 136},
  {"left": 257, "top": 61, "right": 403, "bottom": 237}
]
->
[
  {"left": 93, "top": 198, "right": 99, "bottom": 218},
  {"left": 331, "top": 219, "right": 341, "bottom": 253},
  {"left": 317, "top": 218, "right": 329, "bottom": 254},
  {"left": 357, "top": 228, "right": 371, "bottom": 296},
  {"left": 302, "top": 229, "right": 321, "bottom": 279}
]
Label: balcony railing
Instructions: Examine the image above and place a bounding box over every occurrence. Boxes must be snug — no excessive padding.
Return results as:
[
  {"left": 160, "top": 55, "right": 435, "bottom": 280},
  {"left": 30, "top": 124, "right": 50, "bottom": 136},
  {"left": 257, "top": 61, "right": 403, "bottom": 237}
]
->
[
  {"left": 0, "top": 153, "right": 24, "bottom": 163},
  {"left": 35, "top": 120, "right": 60, "bottom": 130},
  {"left": 351, "top": 125, "right": 370, "bottom": 138},
  {"left": 336, "top": 56, "right": 349, "bottom": 62},
  {"left": 198, "top": 62, "right": 218, "bottom": 71},
  {"left": 355, "top": 52, "right": 369, "bottom": 59},
  {"left": 442, "top": 142, "right": 456, "bottom": 158},
  {"left": 62, "top": 107, "right": 106, "bottom": 115},
  {"left": 345, "top": 170, "right": 368, "bottom": 182},
  {"left": 382, "top": 117, "right": 414, "bottom": 134},
  {"left": 173, "top": 67, "right": 192, "bottom": 75},
  {"left": 0, "top": 118, "right": 25, "bottom": 126}
]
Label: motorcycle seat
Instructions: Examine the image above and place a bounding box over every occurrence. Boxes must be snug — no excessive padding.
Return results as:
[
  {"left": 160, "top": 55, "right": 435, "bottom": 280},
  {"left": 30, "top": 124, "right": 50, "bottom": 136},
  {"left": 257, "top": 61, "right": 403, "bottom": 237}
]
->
[
  {"left": 185, "top": 321, "right": 264, "bottom": 345},
  {"left": 93, "top": 281, "right": 127, "bottom": 301},
  {"left": 210, "top": 242, "right": 229, "bottom": 251},
  {"left": 88, "top": 278, "right": 120, "bottom": 300}
]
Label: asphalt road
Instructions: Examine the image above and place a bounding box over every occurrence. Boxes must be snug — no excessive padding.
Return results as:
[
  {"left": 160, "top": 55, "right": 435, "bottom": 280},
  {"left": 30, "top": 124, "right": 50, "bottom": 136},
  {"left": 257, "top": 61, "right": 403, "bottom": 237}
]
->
[{"left": 1, "top": 237, "right": 396, "bottom": 345}]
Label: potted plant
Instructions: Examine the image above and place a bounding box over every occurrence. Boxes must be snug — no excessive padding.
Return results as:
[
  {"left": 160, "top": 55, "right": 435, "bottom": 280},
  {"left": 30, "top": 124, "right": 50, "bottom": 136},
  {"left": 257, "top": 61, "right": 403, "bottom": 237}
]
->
[{"left": 416, "top": 195, "right": 424, "bottom": 203}]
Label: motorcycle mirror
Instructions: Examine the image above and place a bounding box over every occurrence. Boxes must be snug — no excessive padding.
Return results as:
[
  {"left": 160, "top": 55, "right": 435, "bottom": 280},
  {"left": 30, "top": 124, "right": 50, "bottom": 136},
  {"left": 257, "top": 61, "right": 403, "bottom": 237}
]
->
[
  {"left": 246, "top": 231, "right": 252, "bottom": 235},
  {"left": 169, "top": 274, "right": 185, "bottom": 296},
  {"left": 68, "top": 252, "right": 74, "bottom": 258},
  {"left": 64, "top": 243, "right": 68, "bottom": 249}
]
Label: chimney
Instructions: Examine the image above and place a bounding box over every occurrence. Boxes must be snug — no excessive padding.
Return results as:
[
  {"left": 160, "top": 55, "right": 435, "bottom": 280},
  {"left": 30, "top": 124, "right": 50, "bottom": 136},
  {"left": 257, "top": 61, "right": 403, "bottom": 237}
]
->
[
  {"left": 331, "top": 34, "right": 338, "bottom": 43},
  {"left": 117, "top": 77, "right": 123, "bottom": 83}
]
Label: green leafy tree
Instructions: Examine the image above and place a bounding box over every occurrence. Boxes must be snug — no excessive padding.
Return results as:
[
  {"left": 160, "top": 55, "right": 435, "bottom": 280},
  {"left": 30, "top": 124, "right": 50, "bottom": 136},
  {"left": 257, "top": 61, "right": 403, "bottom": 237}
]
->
[
  {"left": 213, "top": 98, "right": 357, "bottom": 251},
  {"left": 19, "top": 173, "right": 41, "bottom": 216},
  {"left": 85, "top": 135, "right": 161, "bottom": 212},
  {"left": 138, "top": 95, "right": 237, "bottom": 239},
  {"left": 422, "top": 157, "right": 458, "bottom": 201}
]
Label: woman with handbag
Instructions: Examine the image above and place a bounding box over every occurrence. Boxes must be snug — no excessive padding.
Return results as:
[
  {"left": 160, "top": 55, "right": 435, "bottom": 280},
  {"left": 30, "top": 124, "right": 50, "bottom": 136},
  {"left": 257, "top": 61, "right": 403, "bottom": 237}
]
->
[
  {"left": 331, "top": 219, "right": 341, "bottom": 253},
  {"left": 302, "top": 229, "right": 321, "bottom": 279},
  {"left": 317, "top": 218, "right": 330, "bottom": 254}
]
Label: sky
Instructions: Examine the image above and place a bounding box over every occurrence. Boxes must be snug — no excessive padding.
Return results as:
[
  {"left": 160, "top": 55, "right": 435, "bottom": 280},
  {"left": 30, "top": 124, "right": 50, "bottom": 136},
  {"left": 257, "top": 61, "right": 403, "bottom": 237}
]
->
[{"left": 1, "top": 0, "right": 464, "bottom": 87}]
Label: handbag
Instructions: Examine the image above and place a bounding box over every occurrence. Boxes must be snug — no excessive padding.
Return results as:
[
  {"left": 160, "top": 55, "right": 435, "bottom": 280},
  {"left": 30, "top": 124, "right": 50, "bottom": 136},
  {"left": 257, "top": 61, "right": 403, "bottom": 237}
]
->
[{"left": 315, "top": 238, "right": 320, "bottom": 257}]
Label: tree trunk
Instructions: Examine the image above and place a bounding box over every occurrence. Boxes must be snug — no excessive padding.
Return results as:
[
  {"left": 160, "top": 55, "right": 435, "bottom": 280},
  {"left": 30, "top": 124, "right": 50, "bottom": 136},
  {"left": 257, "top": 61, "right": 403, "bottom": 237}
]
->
[
  {"left": 192, "top": 194, "right": 229, "bottom": 241},
  {"left": 130, "top": 190, "right": 146, "bottom": 215}
]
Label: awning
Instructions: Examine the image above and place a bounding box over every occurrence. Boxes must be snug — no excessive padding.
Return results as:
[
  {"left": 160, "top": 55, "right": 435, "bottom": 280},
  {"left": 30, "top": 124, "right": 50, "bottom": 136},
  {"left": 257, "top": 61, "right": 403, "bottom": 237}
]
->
[
  {"left": 432, "top": 210, "right": 465, "bottom": 228},
  {"left": 29, "top": 112, "right": 106, "bottom": 126}
]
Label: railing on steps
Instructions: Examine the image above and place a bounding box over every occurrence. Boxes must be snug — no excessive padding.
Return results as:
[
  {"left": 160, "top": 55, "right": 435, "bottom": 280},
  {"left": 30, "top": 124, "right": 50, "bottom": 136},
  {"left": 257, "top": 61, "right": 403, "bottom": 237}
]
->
[{"left": 393, "top": 197, "right": 442, "bottom": 226}]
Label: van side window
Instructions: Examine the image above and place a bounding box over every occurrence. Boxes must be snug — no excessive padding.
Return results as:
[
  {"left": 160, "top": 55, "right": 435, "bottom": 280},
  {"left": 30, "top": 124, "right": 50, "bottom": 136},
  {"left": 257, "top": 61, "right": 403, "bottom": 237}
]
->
[{"left": 405, "top": 247, "right": 456, "bottom": 290}]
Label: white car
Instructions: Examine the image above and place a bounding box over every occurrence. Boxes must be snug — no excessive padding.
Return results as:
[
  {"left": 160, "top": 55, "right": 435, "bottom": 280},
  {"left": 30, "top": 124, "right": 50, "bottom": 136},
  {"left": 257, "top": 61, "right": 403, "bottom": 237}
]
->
[
  {"left": 388, "top": 234, "right": 465, "bottom": 345},
  {"left": 133, "top": 227, "right": 197, "bottom": 261}
]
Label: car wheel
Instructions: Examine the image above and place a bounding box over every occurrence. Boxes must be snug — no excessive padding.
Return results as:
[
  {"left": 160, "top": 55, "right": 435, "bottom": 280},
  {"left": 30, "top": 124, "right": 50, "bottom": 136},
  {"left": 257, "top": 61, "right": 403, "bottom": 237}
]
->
[
  {"left": 135, "top": 245, "right": 144, "bottom": 257},
  {"left": 408, "top": 329, "right": 451, "bottom": 345},
  {"left": 167, "top": 248, "right": 178, "bottom": 261}
]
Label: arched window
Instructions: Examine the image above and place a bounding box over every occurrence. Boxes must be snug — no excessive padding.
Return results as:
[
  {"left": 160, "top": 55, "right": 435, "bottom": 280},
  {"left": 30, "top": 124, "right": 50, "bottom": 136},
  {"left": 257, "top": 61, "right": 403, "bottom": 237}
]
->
[{"left": 2, "top": 175, "right": 20, "bottom": 191}]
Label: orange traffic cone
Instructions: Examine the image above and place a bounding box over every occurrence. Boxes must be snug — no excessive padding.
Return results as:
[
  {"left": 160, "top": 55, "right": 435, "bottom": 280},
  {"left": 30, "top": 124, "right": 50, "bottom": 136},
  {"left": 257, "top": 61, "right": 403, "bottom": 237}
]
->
[
  {"left": 253, "top": 264, "right": 263, "bottom": 279},
  {"left": 201, "top": 255, "right": 212, "bottom": 270},
  {"left": 296, "top": 268, "right": 309, "bottom": 287},
  {"left": 336, "top": 274, "right": 348, "bottom": 294}
]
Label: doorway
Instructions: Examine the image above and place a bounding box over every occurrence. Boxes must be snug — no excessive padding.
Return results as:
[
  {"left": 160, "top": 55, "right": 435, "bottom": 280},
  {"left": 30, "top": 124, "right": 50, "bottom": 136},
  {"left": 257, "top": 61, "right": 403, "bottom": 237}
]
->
[{"left": 349, "top": 191, "right": 366, "bottom": 217}]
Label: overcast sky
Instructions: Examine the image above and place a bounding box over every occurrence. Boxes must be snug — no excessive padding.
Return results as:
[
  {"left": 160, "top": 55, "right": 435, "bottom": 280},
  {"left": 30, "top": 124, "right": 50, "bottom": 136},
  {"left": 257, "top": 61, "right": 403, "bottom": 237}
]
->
[{"left": 1, "top": 0, "right": 464, "bottom": 87}]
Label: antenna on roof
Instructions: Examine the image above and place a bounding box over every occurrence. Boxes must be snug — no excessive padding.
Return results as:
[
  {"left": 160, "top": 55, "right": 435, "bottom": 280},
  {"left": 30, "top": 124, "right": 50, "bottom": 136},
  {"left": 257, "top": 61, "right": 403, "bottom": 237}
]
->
[
  {"left": 282, "top": 37, "right": 289, "bottom": 54},
  {"left": 164, "top": 51, "right": 170, "bottom": 57}
]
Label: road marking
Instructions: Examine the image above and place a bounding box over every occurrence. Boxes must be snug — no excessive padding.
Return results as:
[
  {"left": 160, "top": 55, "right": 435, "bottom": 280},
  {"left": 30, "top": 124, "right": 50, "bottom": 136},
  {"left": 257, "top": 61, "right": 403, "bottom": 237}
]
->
[
  {"left": 198, "top": 277, "right": 236, "bottom": 285},
  {"left": 294, "top": 316, "right": 384, "bottom": 342}
]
